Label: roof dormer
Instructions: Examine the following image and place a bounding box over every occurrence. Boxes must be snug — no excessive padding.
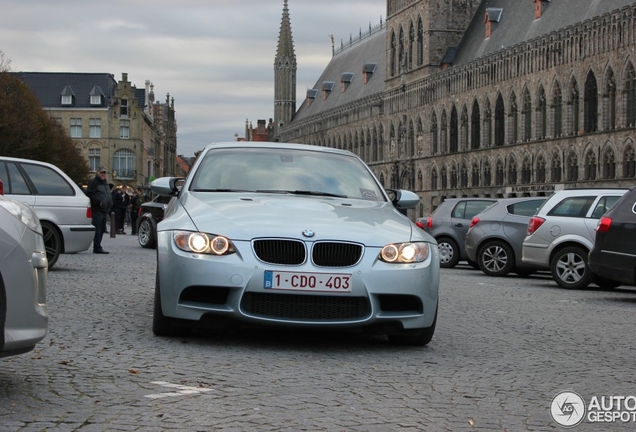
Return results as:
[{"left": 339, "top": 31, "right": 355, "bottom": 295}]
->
[
  {"left": 534, "top": 0, "right": 550, "bottom": 19},
  {"left": 363, "top": 62, "right": 377, "bottom": 85},
  {"left": 89, "top": 85, "right": 105, "bottom": 106},
  {"left": 306, "top": 88, "right": 318, "bottom": 107},
  {"left": 60, "top": 86, "right": 75, "bottom": 106},
  {"left": 341, "top": 72, "right": 354, "bottom": 93},
  {"left": 484, "top": 8, "right": 503, "bottom": 38},
  {"left": 322, "top": 81, "right": 335, "bottom": 100}
]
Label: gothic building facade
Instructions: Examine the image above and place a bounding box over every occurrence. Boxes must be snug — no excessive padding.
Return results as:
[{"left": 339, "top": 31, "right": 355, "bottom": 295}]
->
[{"left": 277, "top": 0, "right": 636, "bottom": 218}]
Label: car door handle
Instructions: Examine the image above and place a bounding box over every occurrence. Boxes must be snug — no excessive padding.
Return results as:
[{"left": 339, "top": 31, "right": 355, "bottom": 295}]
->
[{"left": 454, "top": 223, "right": 463, "bottom": 227}]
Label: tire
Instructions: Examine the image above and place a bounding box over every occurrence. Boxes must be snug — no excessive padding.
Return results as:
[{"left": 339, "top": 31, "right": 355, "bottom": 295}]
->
[
  {"left": 388, "top": 306, "right": 437, "bottom": 347},
  {"left": 138, "top": 218, "right": 156, "bottom": 249},
  {"left": 593, "top": 275, "right": 621, "bottom": 289},
  {"left": 478, "top": 241, "right": 515, "bottom": 277},
  {"left": 437, "top": 237, "right": 460, "bottom": 268},
  {"left": 41, "top": 221, "right": 62, "bottom": 269},
  {"left": 153, "top": 275, "right": 175, "bottom": 336},
  {"left": 550, "top": 246, "right": 594, "bottom": 289}
]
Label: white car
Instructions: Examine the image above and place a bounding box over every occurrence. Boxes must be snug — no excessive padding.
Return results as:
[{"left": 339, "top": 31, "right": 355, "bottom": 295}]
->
[
  {"left": 153, "top": 142, "right": 440, "bottom": 346},
  {"left": 0, "top": 157, "right": 95, "bottom": 268},
  {"left": 0, "top": 194, "right": 49, "bottom": 357},
  {"left": 522, "top": 188, "right": 628, "bottom": 289}
]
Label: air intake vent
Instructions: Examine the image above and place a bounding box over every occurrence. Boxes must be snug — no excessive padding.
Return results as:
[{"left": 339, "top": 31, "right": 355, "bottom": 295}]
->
[
  {"left": 253, "top": 239, "right": 306, "bottom": 265},
  {"left": 312, "top": 242, "right": 363, "bottom": 267}
]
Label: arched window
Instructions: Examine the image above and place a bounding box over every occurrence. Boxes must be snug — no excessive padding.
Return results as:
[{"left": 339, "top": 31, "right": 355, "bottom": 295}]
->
[
  {"left": 584, "top": 149, "right": 597, "bottom": 180},
  {"left": 430, "top": 112, "right": 438, "bottom": 155},
  {"left": 461, "top": 107, "right": 468, "bottom": 151},
  {"left": 441, "top": 166, "right": 448, "bottom": 189},
  {"left": 602, "top": 147, "right": 616, "bottom": 179},
  {"left": 440, "top": 110, "right": 447, "bottom": 154},
  {"left": 390, "top": 32, "right": 397, "bottom": 76},
  {"left": 471, "top": 100, "right": 481, "bottom": 149},
  {"left": 495, "top": 160, "right": 505, "bottom": 186},
  {"left": 521, "top": 157, "right": 532, "bottom": 184},
  {"left": 604, "top": 69, "right": 616, "bottom": 130},
  {"left": 523, "top": 88, "right": 532, "bottom": 141},
  {"left": 570, "top": 80, "right": 580, "bottom": 135},
  {"left": 450, "top": 165, "right": 458, "bottom": 188},
  {"left": 460, "top": 163, "right": 468, "bottom": 188},
  {"left": 483, "top": 161, "right": 492, "bottom": 186},
  {"left": 624, "top": 146, "right": 635, "bottom": 178},
  {"left": 378, "top": 124, "right": 384, "bottom": 160},
  {"left": 495, "top": 94, "right": 505, "bottom": 146},
  {"left": 510, "top": 92, "right": 518, "bottom": 144},
  {"left": 450, "top": 106, "right": 458, "bottom": 153},
  {"left": 536, "top": 154, "right": 546, "bottom": 183},
  {"left": 471, "top": 163, "right": 480, "bottom": 187},
  {"left": 113, "top": 149, "right": 135, "bottom": 179},
  {"left": 552, "top": 152, "right": 562, "bottom": 182},
  {"left": 553, "top": 83, "right": 563, "bottom": 137},
  {"left": 537, "top": 86, "right": 547, "bottom": 139},
  {"left": 508, "top": 158, "right": 518, "bottom": 185},
  {"left": 417, "top": 169, "right": 423, "bottom": 190},
  {"left": 431, "top": 168, "right": 438, "bottom": 190},
  {"left": 567, "top": 151, "right": 579, "bottom": 181},
  {"left": 584, "top": 71, "right": 598, "bottom": 132},
  {"left": 626, "top": 63, "right": 636, "bottom": 127},
  {"left": 408, "top": 23, "right": 415, "bottom": 70},
  {"left": 417, "top": 18, "right": 424, "bottom": 66}
]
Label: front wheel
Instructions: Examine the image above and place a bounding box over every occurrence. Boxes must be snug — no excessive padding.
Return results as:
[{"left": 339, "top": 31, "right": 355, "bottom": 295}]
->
[
  {"left": 388, "top": 307, "right": 437, "bottom": 346},
  {"left": 41, "top": 221, "right": 62, "bottom": 269},
  {"left": 138, "top": 218, "right": 156, "bottom": 249},
  {"left": 478, "top": 241, "right": 514, "bottom": 277},
  {"left": 550, "top": 246, "right": 593, "bottom": 289},
  {"left": 437, "top": 238, "right": 460, "bottom": 268}
]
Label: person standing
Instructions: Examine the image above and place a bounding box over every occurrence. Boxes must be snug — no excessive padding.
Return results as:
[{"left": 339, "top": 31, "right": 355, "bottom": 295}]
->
[
  {"left": 130, "top": 188, "right": 143, "bottom": 235},
  {"left": 85, "top": 167, "right": 113, "bottom": 254}
]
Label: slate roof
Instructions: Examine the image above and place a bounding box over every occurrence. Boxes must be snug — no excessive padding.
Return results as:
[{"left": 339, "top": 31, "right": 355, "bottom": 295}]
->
[
  {"left": 453, "top": 0, "right": 635, "bottom": 66},
  {"left": 291, "top": 29, "right": 386, "bottom": 123},
  {"left": 11, "top": 72, "right": 119, "bottom": 109}
]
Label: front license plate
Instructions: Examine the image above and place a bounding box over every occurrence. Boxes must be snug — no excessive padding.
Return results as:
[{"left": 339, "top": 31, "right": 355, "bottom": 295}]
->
[{"left": 263, "top": 270, "right": 352, "bottom": 293}]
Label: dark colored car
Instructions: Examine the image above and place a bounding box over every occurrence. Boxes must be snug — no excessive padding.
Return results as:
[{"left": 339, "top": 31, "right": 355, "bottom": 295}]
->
[
  {"left": 464, "top": 197, "right": 546, "bottom": 277},
  {"left": 589, "top": 186, "right": 636, "bottom": 287},
  {"left": 416, "top": 198, "right": 499, "bottom": 268},
  {"left": 137, "top": 195, "right": 172, "bottom": 248}
]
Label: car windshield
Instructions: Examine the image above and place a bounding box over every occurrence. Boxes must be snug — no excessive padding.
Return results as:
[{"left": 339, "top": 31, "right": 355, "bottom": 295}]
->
[{"left": 189, "top": 147, "right": 386, "bottom": 201}]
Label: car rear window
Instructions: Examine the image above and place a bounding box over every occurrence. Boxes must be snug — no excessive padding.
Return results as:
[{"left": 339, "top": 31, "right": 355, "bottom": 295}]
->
[
  {"left": 21, "top": 163, "right": 75, "bottom": 196},
  {"left": 547, "top": 196, "right": 596, "bottom": 218},
  {"left": 0, "top": 162, "right": 32, "bottom": 195},
  {"left": 507, "top": 199, "right": 546, "bottom": 217},
  {"left": 590, "top": 195, "right": 622, "bottom": 218},
  {"left": 452, "top": 200, "right": 496, "bottom": 219}
]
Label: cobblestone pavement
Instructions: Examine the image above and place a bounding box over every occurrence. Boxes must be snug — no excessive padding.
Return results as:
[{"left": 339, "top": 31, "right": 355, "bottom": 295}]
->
[{"left": 1, "top": 232, "right": 636, "bottom": 431}]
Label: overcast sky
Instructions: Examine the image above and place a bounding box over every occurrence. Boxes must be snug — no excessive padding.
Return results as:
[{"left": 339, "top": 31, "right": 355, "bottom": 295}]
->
[{"left": 0, "top": 0, "right": 386, "bottom": 157}]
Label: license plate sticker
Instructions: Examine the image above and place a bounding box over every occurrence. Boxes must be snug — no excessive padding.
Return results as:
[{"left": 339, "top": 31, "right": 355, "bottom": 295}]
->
[{"left": 263, "top": 270, "right": 352, "bottom": 293}]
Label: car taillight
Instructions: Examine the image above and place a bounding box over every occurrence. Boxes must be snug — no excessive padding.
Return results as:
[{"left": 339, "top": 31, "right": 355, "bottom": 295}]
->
[
  {"left": 86, "top": 206, "right": 92, "bottom": 219},
  {"left": 0, "top": 179, "right": 3, "bottom": 195},
  {"left": 426, "top": 217, "right": 433, "bottom": 229},
  {"left": 527, "top": 216, "right": 545, "bottom": 235},
  {"left": 415, "top": 220, "right": 424, "bottom": 229},
  {"left": 469, "top": 217, "right": 480, "bottom": 228},
  {"left": 596, "top": 216, "right": 612, "bottom": 232}
]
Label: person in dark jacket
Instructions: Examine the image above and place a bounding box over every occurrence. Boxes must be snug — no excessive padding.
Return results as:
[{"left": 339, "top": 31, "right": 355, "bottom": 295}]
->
[{"left": 85, "top": 167, "right": 114, "bottom": 254}]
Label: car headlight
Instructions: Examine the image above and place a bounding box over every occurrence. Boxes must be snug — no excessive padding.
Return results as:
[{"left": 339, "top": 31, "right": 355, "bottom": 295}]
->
[
  {"left": 0, "top": 198, "right": 42, "bottom": 235},
  {"left": 173, "top": 231, "right": 236, "bottom": 255},
  {"left": 379, "top": 242, "right": 429, "bottom": 263}
]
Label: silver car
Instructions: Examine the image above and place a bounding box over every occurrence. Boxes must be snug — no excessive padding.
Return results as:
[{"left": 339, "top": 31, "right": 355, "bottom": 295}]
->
[
  {"left": 0, "top": 195, "right": 48, "bottom": 357},
  {"left": 0, "top": 157, "right": 95, "bottom": 268},
  {"left": 464, "top": 197, "right": 546, "bottom": 277},
  {"left": 522, "top": 188, "right": 627, "bottom": 289},
  {"left": 153, "top": 142, "right": 439, "bottom": 346}
]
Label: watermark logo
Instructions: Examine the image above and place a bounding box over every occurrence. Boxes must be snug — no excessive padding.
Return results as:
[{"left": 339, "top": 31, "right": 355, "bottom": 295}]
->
[{"left": 550, "top": 391, "right": 586, "bottom": 428}]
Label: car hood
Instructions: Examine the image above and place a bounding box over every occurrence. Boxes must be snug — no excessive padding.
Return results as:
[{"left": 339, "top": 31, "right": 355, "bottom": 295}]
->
[{"left": 165, "top": 192, "right": 425, "bottom": 247}]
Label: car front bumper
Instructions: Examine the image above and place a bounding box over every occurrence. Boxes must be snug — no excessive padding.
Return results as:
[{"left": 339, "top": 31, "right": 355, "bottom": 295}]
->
[{"left": 156, "top": 231, "right": 439, "bottom": 331}]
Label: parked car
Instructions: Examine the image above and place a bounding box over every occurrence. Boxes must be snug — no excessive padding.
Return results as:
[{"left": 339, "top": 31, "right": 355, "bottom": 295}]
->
[
  {"left": 522, "top": 188, "right": 628, "bottom": 289},
  {"left": 137, "top": 195, "right": 172, "bottom": 248},
  {"left": 0, "top": 195, "right": 49, "bottom": 357},
  {"left": 0, "top": 157, "right": 95, "bottom": 268},
  {"left": 152, "top": 142, "right": 439, "bottom": 346},
  {"left": 416, "top": 197, "right": 498, "bottom": 268},
  {"left": 465, "top": 197, "right": 547, "bottom": 277},
  {"left": 588, "top": 186, "right": 636, "bottom": 287}
]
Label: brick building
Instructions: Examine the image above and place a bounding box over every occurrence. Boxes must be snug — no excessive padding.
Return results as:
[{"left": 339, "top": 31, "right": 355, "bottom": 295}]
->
[{"left": 276, "top": 0, "right": 636, "bottom": 218}]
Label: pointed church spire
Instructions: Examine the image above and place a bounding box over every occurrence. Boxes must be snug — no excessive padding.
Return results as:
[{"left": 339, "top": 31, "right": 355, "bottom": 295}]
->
[{"left": 274, "top": 0, "right": 297, "bottom": 141}]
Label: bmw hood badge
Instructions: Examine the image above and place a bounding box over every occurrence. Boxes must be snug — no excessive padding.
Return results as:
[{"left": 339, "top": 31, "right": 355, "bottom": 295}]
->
[{"left": 302, "top": 229, "right": 315, "bottom": 238}]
